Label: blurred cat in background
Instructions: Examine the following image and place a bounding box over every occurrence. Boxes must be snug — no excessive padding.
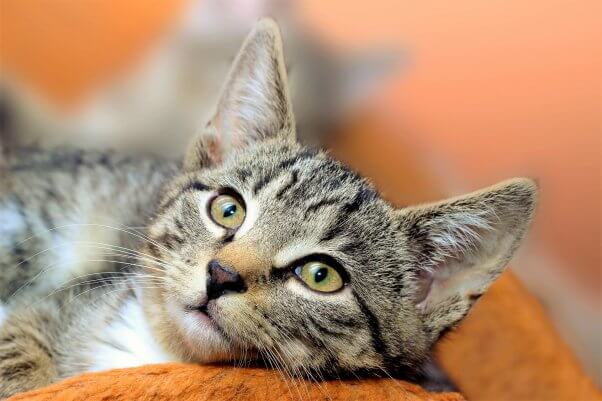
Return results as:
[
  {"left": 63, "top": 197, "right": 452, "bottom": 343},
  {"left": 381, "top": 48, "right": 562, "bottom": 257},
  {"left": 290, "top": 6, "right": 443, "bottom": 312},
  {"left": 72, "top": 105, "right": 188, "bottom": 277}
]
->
[{"left": 0, "top": 0, "right": 398, "bottom": 156}]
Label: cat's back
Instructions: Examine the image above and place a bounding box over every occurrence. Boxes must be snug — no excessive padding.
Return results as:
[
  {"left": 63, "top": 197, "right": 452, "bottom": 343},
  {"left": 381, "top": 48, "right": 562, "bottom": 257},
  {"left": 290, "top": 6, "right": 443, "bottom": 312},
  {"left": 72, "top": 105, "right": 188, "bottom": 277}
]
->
[{"left": 0, "top": 146, "right": 178, "bottom": 302}]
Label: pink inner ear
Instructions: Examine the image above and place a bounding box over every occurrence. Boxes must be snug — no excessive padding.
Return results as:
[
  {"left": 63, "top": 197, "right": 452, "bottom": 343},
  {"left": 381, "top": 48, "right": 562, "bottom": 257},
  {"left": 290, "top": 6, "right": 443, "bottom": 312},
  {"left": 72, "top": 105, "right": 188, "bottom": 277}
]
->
[
  {"left": 414, "top": 268, "right": 435, "bottom": 312},
  {"left": 416, "top": 257, "right": 495, "bottom": 315},
  {"left": 206, "top": 136, "right": 223, "bottom": 165},
  {"left": 415, "top": 259, "right": 470, "bottom": 314}
]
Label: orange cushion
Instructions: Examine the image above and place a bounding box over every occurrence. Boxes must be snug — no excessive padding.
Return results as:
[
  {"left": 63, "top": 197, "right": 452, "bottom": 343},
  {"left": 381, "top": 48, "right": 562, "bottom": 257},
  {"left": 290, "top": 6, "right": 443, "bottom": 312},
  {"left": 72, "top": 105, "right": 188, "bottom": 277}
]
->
[{"left": 7, "top": 364, "right": 464, "bottom": 401}]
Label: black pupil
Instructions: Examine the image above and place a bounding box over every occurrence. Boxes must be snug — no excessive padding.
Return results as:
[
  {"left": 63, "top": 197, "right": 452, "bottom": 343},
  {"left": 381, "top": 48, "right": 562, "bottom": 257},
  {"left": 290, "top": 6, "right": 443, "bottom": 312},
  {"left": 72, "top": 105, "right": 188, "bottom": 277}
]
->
[
  {"left": 222, "top": 203, "right": 237, "bottom": 218},
  {"left": 314, "top": 267, "right": 328, "bottom": 283}
]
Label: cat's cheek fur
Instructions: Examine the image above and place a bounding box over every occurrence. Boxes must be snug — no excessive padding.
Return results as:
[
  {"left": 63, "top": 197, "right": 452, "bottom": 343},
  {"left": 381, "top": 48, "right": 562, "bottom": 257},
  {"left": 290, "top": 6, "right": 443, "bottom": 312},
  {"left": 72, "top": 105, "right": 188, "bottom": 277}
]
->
[{"left": 164, "top": 297, "right": 235, "bottom": 362}]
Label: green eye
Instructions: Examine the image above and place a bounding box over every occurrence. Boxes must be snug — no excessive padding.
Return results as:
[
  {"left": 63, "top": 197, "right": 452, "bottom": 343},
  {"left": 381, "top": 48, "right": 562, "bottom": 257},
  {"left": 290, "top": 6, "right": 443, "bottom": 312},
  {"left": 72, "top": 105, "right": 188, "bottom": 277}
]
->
[
  {"left": 209, "top": 194, "right": 245, "bottom": 229},
  {"left": 294, "top": 261, "right": 344, "bottom": 293}
]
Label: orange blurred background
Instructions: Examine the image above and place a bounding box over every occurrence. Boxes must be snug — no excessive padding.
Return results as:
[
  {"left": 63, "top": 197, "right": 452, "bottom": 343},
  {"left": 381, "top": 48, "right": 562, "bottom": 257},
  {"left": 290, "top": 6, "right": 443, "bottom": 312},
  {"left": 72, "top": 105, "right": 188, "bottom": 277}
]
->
[{"left": 1, "top": 0, "right": 600, "bottom": 384}]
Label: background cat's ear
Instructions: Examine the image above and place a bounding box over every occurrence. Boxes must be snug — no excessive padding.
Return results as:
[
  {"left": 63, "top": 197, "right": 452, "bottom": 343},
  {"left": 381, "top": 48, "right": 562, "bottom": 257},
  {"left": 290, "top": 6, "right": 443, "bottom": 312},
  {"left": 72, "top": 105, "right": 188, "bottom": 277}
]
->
[
  {"left": 184, "top": 18, "right": 295, "bottom": 171},
  {"left": 397, "top": 178, "right": 538, "bottom": 340}
]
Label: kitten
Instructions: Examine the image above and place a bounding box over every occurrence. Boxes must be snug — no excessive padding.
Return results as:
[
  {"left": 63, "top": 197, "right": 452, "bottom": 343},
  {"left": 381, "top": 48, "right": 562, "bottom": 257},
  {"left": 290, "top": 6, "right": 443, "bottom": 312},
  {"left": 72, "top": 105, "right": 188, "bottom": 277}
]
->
[
  {"left": 0, "top": 20, "right": 537, "bottom": 399},
  {"left": 0, "top": 0, "right": 397, "bottom": 155}
]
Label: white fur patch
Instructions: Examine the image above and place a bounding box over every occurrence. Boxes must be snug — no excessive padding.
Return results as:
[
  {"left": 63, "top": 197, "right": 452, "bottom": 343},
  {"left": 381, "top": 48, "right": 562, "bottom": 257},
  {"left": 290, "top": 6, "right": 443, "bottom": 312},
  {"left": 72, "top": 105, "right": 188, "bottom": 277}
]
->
[
  {"left": 0, "top": 303, "right": 7, "bottom": 327},
  {"left": 166, "top": 298, "right": 230, "bottom": 362},
  {"left": 235, "top": 195, "right": 259, "bottom": 239},
  {"left": 274, "top": 240, "right": 322, "bottom": 268},
  {"left": 195, "top": 191, "right": 228, "bottom": 238},
  {"left": 87, "top": 298, "right": 174, "bottom": 372},
  {"left": 0, "top": 202, "right": 27, "bottom": 247}
]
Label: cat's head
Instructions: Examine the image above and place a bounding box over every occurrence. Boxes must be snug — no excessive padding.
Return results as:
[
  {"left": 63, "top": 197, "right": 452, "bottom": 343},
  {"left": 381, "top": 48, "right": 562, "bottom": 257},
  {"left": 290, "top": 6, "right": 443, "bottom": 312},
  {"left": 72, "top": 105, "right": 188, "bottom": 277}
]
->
[{"left": 144, "top": 19, "right": 537, "bottom": 377}]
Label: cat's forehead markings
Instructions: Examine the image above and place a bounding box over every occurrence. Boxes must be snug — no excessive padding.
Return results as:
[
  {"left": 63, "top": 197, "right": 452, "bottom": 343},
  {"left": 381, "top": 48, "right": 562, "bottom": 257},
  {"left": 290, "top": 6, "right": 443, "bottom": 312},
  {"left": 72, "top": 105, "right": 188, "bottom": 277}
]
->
[{"left": 236, "top": 171, "right": 298, "bottom": 239}]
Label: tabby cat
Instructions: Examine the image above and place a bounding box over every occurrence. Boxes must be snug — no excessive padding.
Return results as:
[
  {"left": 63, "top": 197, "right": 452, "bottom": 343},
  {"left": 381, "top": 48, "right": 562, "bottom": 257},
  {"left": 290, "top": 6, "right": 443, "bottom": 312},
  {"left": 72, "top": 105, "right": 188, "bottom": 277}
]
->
[{"left": 0, "top": 20, "right": 537, "bottom": 398}]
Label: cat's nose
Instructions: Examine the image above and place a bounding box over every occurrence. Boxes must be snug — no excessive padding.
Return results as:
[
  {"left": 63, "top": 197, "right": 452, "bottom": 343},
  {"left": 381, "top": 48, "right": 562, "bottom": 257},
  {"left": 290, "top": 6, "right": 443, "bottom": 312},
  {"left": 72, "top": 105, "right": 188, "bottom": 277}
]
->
[{"left": 206, "top": 259, "right": 247, "bottom": 300}]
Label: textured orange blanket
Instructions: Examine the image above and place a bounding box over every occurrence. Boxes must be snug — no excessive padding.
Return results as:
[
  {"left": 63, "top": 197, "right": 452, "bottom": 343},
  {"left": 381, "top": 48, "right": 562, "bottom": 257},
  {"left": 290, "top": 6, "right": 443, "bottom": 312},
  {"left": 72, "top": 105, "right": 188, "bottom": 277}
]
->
[{"left": 7, "top": 364, "right": 464, "bottom": 401}]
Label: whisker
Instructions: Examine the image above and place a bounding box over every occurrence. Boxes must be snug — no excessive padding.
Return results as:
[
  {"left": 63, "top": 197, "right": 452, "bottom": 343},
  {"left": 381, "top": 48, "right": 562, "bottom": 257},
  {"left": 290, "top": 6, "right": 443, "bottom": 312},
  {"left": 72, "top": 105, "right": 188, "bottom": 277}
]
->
[{"left": 16, "top": 223, "right": 172, "bottom": 256}]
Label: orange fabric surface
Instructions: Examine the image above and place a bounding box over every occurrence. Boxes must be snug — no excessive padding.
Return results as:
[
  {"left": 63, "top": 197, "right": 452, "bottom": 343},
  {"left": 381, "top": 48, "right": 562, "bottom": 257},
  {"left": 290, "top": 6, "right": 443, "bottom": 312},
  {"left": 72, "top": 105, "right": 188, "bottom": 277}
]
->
[{"left": 7, "top": 364, "right": 464, "bottom": 401}]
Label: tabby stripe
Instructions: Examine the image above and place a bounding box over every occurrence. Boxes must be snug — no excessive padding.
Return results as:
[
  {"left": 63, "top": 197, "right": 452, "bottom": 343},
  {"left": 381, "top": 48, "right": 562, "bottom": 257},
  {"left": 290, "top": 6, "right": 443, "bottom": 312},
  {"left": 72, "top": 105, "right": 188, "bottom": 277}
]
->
[
  {"left": 0, "top": 335, "right": 16, "bottom": 344},
  {"left": 319, "top": 221, "right": 344, "bottom": 244},
  {"left": 254, "top": 149, "right": 319, "bottom": 195},
  {"left": 181, "top": 181, "right": 210, "bottom": 194},
  {"left": 147, "top": 241, "right": 160, "bottom": 257},
  {"left": 304, "top": 197, "right": 344, "bottom": 217},
  {"left": 26, "top": 334, "right": 53, "bottom": 359},
  {"left": 236, "top": 168, "right": 252, "bottom": 182},
  {"left": 330, "top": 315, "right": 360, "bottom": 328},
  {"left": 1, "top": 361, "right": 37, "bottom": 379},
  {"left": 275, "top": 170, "right": 298, "bottom": 199},
  {"left": 276, "top": 149, "right": 319, "bottom": 171},
  {"left": 306, "top": 315, "right": 348, "bottom": 337},
  {"left": 319, "top": 187, "right": 377, "bottom": 243},
  {"left": 339, "top": 239, "right": 364, "bottom": 255},
  {"left": 162, "top": 233, "right": 184, "bottom": 250},
  {"left": 343, "top": 188, "right": 377, "bottom": 215},
  {"left": 315, "top": 160, "right": 353, "bottom": 191},
  {"left": 38, "top": 207, "right": 54, "bottom": 230},
  {"left": 160, "top": 181, "right": 210, "bottom": 211},
  {"left": 0, "top": 351, "right": 20, "bottom": 360},
  {"left": 253, "top": 170, "right": 277, "bottom": 194},
  {"left": 352, "top": 291, "right": 388, "bottom": 360}
]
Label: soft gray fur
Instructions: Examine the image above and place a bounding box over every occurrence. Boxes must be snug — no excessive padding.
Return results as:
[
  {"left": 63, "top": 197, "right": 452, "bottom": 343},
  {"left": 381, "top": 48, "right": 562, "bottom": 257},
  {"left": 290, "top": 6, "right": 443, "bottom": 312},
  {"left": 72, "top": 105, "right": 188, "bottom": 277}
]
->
[
  {"left": 0, "top": 20, "right": 537, "bottom": 399},
  {"left": 0, "top": 147, "right": 177, "bottom": 302}
]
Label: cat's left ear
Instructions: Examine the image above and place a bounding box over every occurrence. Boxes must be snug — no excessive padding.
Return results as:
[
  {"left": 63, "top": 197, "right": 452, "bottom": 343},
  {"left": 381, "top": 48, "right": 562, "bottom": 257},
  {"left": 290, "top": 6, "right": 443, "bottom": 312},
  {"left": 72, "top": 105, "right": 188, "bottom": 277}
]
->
[
  {"left": 185, "top": 18, "right": 295, "bottom": 171},
  {"left": 396, "top": 178, "right": 538, "bottom": 340}
]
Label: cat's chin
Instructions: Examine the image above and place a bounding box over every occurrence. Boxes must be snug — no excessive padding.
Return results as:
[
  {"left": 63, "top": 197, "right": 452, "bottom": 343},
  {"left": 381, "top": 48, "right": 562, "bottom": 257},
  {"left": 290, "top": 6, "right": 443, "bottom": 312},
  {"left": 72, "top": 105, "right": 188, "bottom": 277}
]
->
[{"left": 165, "top": 298, "right": 238, "bottom": 363}]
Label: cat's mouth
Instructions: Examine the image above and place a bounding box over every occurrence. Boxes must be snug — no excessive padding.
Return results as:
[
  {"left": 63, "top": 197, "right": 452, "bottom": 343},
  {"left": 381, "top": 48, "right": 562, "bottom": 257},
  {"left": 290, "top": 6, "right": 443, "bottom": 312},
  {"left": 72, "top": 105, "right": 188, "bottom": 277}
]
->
[
  {"left": 170, "top": 299, "right": 245, "bottom": 363},
  {"left": 184, "top": 302, "right": 219, "bottom": 330}
]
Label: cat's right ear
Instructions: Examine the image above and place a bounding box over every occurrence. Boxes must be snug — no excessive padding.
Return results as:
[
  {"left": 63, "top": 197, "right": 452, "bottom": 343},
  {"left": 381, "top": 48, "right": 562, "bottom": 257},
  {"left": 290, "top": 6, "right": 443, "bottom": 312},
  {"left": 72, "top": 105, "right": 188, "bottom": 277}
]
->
[
  {"left": 184, "top": 19, "right": 295, "bottom": 171},
  {"left": 396, "top": 178, "right": 538, "bottom": 340}
]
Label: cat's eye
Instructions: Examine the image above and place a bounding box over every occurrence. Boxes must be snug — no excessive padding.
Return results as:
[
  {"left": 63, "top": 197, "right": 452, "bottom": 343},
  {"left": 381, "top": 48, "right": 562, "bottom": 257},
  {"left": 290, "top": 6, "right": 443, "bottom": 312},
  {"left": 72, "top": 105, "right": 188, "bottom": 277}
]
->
[
  {"left": 294, "top": 261, "right": 344, "bottom": 293},
  {"left": 209, "top": 194, "right": 246, "bottom": 229}
]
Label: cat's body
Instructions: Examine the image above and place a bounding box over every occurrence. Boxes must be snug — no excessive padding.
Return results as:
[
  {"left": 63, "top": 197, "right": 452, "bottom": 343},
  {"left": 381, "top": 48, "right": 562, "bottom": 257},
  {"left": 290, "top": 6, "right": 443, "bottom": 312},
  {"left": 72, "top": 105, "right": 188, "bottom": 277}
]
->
[
  {"left": 0, "top": 147, "right": 178, "bottom": 395},
  {"left": 0, "top": 20, "right": 537, "bottom": 399},
  {"left": 0, "top": 147, "right": 177, "bottom": 303}
]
